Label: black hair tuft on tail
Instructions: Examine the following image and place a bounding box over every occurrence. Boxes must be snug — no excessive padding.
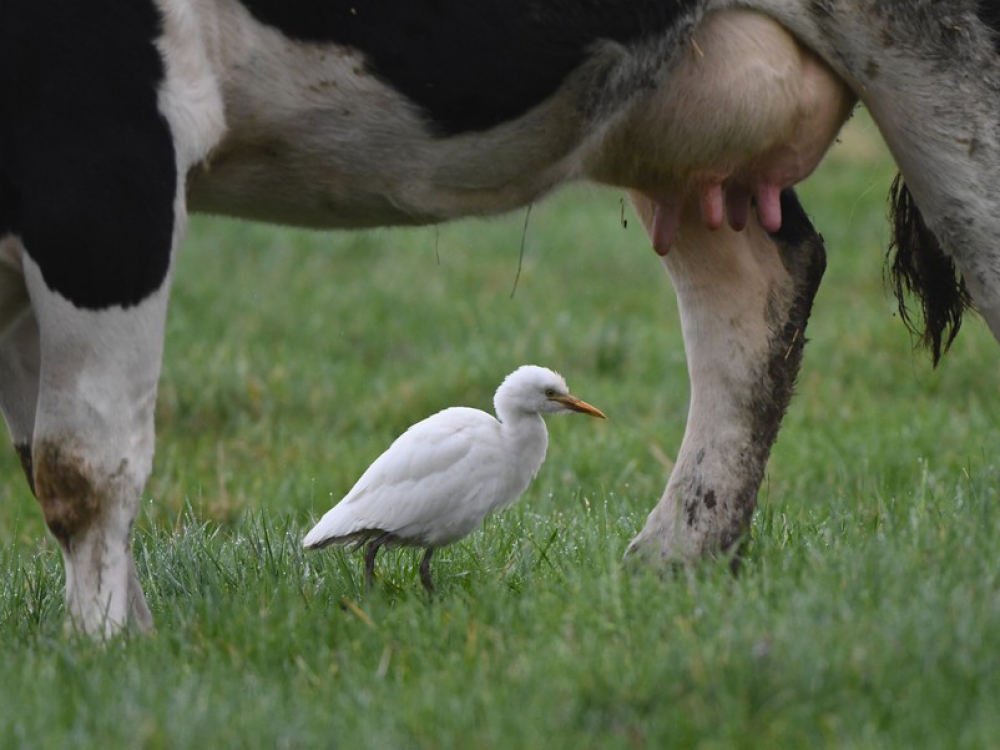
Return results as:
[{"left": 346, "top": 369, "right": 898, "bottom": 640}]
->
[{"left": 887, "top": 174, "right": 973, "bottom": 365}]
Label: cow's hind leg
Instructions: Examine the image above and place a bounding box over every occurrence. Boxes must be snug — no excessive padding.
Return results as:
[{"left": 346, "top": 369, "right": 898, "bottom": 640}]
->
[
  {"left": 752, "top": 1, "right": 1000, "bottom": 345},
  {"left": 626, "top": 190, "right": 825, "bottom": 565}
]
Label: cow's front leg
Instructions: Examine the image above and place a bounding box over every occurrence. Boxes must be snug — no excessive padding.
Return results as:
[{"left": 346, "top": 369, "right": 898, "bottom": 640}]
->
[
  {"left": 0, "top": 240, "right": 39, "bottom": 491},
  {"left": 23, "top": 253, "right": 170, "bottom": 636},
  {"left": 626, "top": 189, "right": 825, "bottom": 566}
]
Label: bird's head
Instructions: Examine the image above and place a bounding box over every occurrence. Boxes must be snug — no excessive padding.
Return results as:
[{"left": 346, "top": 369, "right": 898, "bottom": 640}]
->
[{"left": 495, "top": 365, "right": 607, "bottom": 420}]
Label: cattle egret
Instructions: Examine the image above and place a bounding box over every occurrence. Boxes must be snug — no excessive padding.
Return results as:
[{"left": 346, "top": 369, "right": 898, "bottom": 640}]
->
[{"left": 302, "top": 366, "right": 606, "bottom": 591}]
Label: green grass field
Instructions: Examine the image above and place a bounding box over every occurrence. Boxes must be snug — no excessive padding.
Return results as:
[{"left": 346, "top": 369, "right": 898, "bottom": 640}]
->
[{"left": 2, "top": 113, "right": 1000, "bottom": 748}]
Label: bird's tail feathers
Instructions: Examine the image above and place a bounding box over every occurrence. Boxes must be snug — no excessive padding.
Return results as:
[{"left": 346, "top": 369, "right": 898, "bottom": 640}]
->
[{"left": 302, "top": 524, "right": 388, "bottom": 550}]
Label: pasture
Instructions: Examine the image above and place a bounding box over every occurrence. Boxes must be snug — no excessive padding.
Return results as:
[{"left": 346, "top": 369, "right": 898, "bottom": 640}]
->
[{"left": 1, "top": 113, "right": 999, "bottom": 748}]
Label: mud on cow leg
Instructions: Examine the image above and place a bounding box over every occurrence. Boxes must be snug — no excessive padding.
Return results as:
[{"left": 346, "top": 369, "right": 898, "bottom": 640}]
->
[
  {"left": 626, "top": 190, "right": 825, "bottom": 567},
  {"left": 34, "top": 439, "right": 154, "bottom": 635}
]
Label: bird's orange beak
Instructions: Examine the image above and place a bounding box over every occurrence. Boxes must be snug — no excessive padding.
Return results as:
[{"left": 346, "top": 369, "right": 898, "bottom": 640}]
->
[{"left": 551, "top": 393, "right": 607, "bottom": 419}]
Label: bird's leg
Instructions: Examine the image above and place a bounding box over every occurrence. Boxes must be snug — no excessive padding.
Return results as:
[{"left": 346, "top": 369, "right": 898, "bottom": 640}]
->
[
  {"left": 364, "top": 534, "right": 390, "bottom": 591},
  {"left": 626, "top": 189, "right": 825, "bottom": 566},
  {"left": 419, "top": 547, "right": 435, "bottom": 594}
]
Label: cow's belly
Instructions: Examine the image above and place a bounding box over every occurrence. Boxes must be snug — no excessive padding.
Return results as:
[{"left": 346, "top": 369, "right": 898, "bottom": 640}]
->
[
  {"left": 184, "top": 0, "right": 591, "bottom": 228},
  {"left": 186, "top": 91, "right": 585, "bottom": 228},
  {"left": 185, "top": 8, "right": 854, "bottom": 233}
]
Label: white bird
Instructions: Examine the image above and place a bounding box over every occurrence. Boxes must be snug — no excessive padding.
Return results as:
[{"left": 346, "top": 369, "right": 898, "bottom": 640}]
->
[{"left": 303, "top": 365, "right": 606, "bottom": 592}]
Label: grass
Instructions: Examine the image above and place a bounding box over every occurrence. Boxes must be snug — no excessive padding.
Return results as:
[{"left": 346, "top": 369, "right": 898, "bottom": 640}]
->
[{"left": 2, "top": 112, "right": 1000, "bottom": 748}]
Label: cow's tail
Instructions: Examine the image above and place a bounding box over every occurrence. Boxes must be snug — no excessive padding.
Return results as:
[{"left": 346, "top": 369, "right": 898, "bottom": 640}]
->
[{"left": 887, "top": 174, "right": 972, "bottom": 365}]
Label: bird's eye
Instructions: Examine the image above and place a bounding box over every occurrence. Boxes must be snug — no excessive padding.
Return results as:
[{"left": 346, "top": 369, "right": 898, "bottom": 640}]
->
[{"left": 544, "top": 388, "right": 557, "bottom": 398}]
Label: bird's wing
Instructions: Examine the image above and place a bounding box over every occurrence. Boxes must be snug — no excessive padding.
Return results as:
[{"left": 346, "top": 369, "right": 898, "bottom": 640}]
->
[{"left": 303, "top": 407, "right": 507, "bottom": 548}]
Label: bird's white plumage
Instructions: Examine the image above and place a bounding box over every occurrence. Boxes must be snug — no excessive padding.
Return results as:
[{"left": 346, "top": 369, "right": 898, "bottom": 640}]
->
[{"left": 303, "top": 366, "right": 605, "bottom": 554}]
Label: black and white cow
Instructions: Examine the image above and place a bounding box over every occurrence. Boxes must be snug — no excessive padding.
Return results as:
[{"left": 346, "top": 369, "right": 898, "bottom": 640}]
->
[{"left": 2, "top": 0, "right": 998, "bottom": 636}]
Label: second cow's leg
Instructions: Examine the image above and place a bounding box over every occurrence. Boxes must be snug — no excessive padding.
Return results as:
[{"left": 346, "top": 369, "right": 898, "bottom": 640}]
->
[{"left": 626, "top": 190, "right": 825, "bottom": 566}]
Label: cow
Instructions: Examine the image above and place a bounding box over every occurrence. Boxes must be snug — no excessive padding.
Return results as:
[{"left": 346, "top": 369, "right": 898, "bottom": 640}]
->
[{"left": 1, "top": 0, "right": 997, "bottom": 636}]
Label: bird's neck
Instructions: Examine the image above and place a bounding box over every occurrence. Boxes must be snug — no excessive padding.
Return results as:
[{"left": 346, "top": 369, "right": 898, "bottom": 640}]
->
[{"left": 498, "top": 410, "right": 550, "bottom": 492}]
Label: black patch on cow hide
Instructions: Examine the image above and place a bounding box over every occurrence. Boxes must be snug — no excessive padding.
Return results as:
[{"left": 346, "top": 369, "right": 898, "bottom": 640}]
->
[
  {"left": 235, "top": 0, "right": 700, "bottom": 135},
  {"left": 0, "top": 0, "right": 176, "bottom": 310},
  {"left": 977, "top": 1, "right": 1000, "bottom": 55}
]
